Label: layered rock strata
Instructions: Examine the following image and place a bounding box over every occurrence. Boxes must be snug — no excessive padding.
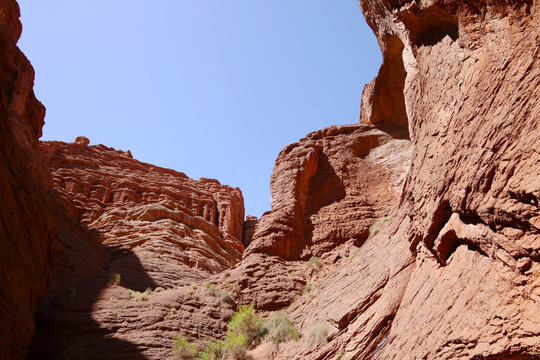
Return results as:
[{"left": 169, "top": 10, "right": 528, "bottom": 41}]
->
[
  {"left": 273, "top": 1, "right": 540, "bottom": 359},
  {"left": 41, "top": 137, "right": 244, "bottom": 283},
  {"left": 28, "top": 139, "right": 246, "bottom": 359},
  {"left": 0, "top": 1, "right": 57, "bottom": 359},
  {"left": 246, "top": 124, "right": 411, "bottom": 261},
  {"left": 4, "top": 0, "right": 538, "bottom": 359},
  {"left": 221, "top": 124, "right": 412, "bottom": 311}
]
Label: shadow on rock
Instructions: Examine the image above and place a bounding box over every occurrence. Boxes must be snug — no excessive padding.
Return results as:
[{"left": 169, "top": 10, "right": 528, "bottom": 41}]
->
[{"left": 27, "top": 230, "right": 157, "bottom": 360}]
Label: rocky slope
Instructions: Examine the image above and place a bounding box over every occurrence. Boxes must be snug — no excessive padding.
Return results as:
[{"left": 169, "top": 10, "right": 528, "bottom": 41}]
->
[
  {"left": 27, "top": 139, "right": 245, "bottom": 359},
  {"left": 0, "top": 1, "right": 57, "bottom": 359}
]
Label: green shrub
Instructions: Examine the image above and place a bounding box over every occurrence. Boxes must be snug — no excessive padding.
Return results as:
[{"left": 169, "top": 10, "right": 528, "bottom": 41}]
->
[
  {"left": 306, "top": 257, "right": 322, "bottom": 271},
  {"left": 302, "top": 283, "right": 315, "bottom": 295},
  {"left": 108, "top": 273, "right": 121, "bottom": 286},
  {"left": 172, "top": 334, "right": 198, "bottom": 360},
  {"left": 305, "top": 324, "right": 328, "bottom": 347},
  {"left": 223, "top": 333, "right": 248, "bottom": 360},
  {"left": 264, "top": 312, "right": 300, "bottom": 349},
  {"left": 198, "top": 340, "right": 224, "bottom": 360},
  {"left": 129, "top": 288, "right": 152, "bottom": 301},
  {"left": 227, "top": 304, "right": 266, "bottom": 347},
  {"left": 369, "top": 217, "right": 389, "bottom": 237}
]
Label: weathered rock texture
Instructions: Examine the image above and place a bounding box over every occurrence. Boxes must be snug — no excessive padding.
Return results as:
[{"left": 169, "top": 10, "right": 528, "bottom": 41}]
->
[
  {"left": 247, "top": 124, "right": 411, "bottom": 261},
  {"left": 0, "top": 1, "right": 57, "bottom": 359},
  {"left": 28, "top": 139, "right": 245, "bottom": 359},
  {"left": 221, "top": 124, "right": 412, "bottom": 311},
  {"left": 41, "top": 138, "right": 244, "bottom": 282},
  {"left": 270, "top": 1, "right": 540, "bottom": 359},
  {"left": 7, "top": 0, "right": 539, "bottom": 358}
]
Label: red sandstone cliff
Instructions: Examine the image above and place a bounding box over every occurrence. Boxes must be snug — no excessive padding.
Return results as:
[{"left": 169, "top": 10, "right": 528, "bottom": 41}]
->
[
  {"left": 0, "top": 0, "right": 538, "bottom": 359},
  {"left": 0, "top": 1, "right": 57, "bottom": 359},
  {"left": 27, "top": 138, "right": 245, "bottom": 359},
  {"left": 271, "top": 1, "right": 540, "bottom": 359}
]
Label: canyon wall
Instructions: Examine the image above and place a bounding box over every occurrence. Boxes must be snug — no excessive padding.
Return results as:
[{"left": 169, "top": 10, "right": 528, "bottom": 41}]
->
[
  {"left": 219, "top": 124, "right": 412, "bottom": 312},
  {"left": 273, "top": 1, "right": 540, "bottom": 359},
  {"left": 0, "top": 1, "right": 57, "bottom": 359},
  {"left": 28, "top": 139, "right": 246, "bottom": 359},
  {"left": 0, "top": 0, "right": 537, "bottom": 358}
]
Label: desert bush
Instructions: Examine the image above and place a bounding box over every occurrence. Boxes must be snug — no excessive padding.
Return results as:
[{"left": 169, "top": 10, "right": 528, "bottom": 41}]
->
[
  {"left": 198, "top": 340, "right": 224, "bottom": 360},
  {"left": 203, "top": 282, "right": 219, "bottom": 296},
  {"left": 203, "top": 282, "right": 234, "bottom": 304},
  {"left": 369, "top": 216, "right": 389, "bottom": 237},
  {"left": 305, "top": 324, "right": 328, "bottom": 347},
  {"left": 226, "top": 281, "right": 240, "bottom": 295},
  {"left": 172, "top": 334, "right": 198, "bottom": 360},
  {"left": 227, "top": 304, "right": 266, "bottom": 347},
  {"left": 223, "top": 333, "right": 248, "bottom": 360},
  {"left": 219, "top": 291, "right": 235, "bottom": 305},
  {"left": 264, "top": 312, "right": 300, "bottom": 349},
  {"left": 108, "top": 273, "right": 121, "bottom": 286},
  {"left": 129, "top": 287, "right": 152, "bottom": 301},
  {"left": 306, "top": 257, "right": 322, "bottom": 271},
  {"left": 302, "top": 283, "right": 315, "bottom": 295}
]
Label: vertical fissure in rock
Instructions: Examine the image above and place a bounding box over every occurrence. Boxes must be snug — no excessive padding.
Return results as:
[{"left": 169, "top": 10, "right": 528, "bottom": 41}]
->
[{"left": 213, "top": 199, "right": 220, "bottom": 228}]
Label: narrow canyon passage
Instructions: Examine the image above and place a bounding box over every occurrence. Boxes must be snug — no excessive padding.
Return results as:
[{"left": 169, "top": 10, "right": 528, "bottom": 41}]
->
[{"left": 0, "top": 0, "right": 538, "bottom": 359}]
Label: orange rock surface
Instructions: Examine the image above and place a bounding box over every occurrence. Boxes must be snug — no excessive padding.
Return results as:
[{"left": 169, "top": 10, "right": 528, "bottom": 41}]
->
[
  {"left": 221, "top": 124, "right": 412, "bottom": 311},
  {"left": 41, "top": 138, "right": 244, "bottom": 279}
]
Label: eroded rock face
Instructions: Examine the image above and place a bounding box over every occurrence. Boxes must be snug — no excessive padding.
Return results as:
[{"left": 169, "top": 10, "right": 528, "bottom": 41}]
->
[
  {"left": 0, "top": 1, "right": 57, "bottom": 358},
  {"left": 41, "top": 139, "right": 245, "bottom": 281},
  {"left": 222, "top": 124, "right": 412, "bottom": 311},
  {"left": 28, "top": 139, "right": 246, "bottom": 359},
  {"left": 246, "top": 124, "right": 412, "bottom": 261},
  {"left": 273, "top": 1, "right": 540, "bottom": 359},
  {"left": 8, "top": 0, "right": 538, "bottom": 359}
]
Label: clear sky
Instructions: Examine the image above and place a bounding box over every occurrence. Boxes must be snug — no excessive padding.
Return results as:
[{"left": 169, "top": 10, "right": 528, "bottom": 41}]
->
[{"left": 18, "top": 1, "right": 382, "bottom": 218}]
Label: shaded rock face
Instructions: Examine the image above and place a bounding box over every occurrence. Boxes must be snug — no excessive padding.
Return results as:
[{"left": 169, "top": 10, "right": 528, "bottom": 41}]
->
[
  {"left": 28, "top": 139, "right": 245, "bottom": 359},
  {"left": 242, "top": 215, "right": 259, "bottom": 247},
  {"left": 0, "top": 1, "right": 57, "bottom": 359}
]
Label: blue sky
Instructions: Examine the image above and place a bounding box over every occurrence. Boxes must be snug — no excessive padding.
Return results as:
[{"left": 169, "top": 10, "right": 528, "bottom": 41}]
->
[{"left": 18, "top": 1, "right": 381, "bottom": 218}]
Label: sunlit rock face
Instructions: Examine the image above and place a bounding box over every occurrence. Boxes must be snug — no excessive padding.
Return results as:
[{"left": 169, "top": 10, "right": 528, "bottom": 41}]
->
[
  {"left": 215, "top": 124, "right": 411, "bottom": 313},
  {"left": 271, "top": 1, "right": 539, "bottom": 359},
  {"left": 246, "top": 124, "right": 411, "bottom": 261},
  {"left": 3, "top": 0, "right": 538, "bottom": 358},
  {"left": 41, "top": 138, "right": 245, "bottom": 280},
  {"left": 0, "top": 1, "right": 57, "bottom": 358}
]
